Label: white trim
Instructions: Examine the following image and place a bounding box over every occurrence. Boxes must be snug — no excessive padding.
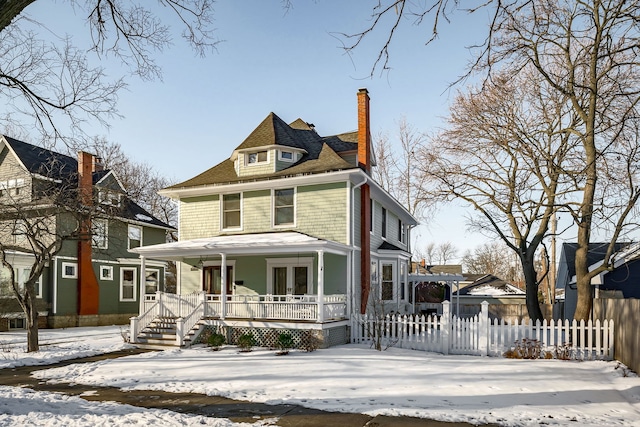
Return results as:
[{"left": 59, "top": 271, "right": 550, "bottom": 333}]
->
[
  {"left": 117, "top": 258, "right": 167, "bottom": 268},
  {"left": 277, "top": 150, "right": 296, "bottom": 162},
  {"left": 144, "top": 268, "right": 160, "bottom": 294},
  {"left": 61, "top": 262, "right": 77, "bottom": 279},
  {"left": 128, "top": 224, "right": 143, "bottom": 250},
  {"left": 272, "top": 187, "right": 296, "bottom": 228},
  {"left": 220, "top": 192, "right": 243, "bottom": 231},
  {"left": 53, "top": 256, "right": 58, "bottom": 314},
  {"left": 119, "top": 267, "right": 137, "bottom": 302},
  {"left": 266, "top": 257, "right": 313, "bottom": 295},
  {"left": 380, "top": 260, "right": 397, "bottom": 302},
  {"left": 100, "top": 265, "right": 114, "bottom": 281}
]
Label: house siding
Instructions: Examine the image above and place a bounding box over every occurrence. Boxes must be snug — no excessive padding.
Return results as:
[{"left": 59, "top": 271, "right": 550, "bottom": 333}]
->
[
  {"left": 0, "top": 147, "right": 32, "bottom": 202},
  {"left": 242, "top": 190, "right": 271, "bottom": 232},
  {"left": 180, "top": 195, "right": 219, "bottom": 240},
  {"left": 297, "top": 182, "right": 348, "bottom": 244}
]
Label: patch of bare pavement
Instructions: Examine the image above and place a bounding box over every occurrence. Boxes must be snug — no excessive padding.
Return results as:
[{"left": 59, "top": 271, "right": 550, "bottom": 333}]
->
[{"left": 0, "top": 349, "right": 499, "bottom": 427}]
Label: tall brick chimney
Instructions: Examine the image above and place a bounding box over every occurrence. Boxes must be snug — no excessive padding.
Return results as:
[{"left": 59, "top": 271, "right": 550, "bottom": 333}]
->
[
  {"left": 77, "top": 151, "right": 100, "bottom": 317},
  {"left": 357, "top": 88, "right": 372, "bottom": 174},
  {"left": 358, "top": 89, "right": 372, "bottom": 314}
]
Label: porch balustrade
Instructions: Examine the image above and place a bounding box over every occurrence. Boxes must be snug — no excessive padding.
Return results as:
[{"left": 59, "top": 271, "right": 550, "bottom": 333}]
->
[{"left": 140, "top": 292, "right": 347, "bottom": 324}]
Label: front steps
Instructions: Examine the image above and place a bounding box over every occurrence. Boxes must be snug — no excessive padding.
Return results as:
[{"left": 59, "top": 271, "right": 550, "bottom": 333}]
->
[{"left": 134, "top": 317, "right": 180, "bottom": 349}]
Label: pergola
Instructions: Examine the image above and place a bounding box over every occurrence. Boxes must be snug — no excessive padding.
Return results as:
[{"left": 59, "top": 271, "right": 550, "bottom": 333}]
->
[{"left": 408, "top": 272, "right": 464, "bottom": 317}]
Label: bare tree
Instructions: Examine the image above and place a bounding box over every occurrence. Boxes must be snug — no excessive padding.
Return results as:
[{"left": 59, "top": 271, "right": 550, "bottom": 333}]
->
[
  {"left": 0, "top": 154, "right": 109, "bottom": 351},
  {"left": 69, "top": 137, "right": 178, "bottom": 240},
  {"left": 350, "top": 1, "right": 640, "bottom": 321},
  {"left": 462, "top": 242, "right": 523, "bottom": 285},
  {"left": 0, "top": 1, "right": 217, "bottom": 144},
  {"left": 436, "top": 241, "right": 457, "bottom": 264},
  {"left": 420, "top": 67, "right": 577, "bottom": 321}
]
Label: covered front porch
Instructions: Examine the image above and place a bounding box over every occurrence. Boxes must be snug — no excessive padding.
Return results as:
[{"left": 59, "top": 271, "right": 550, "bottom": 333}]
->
[{"left": 129, "top": 232, "right": 353, "bottom": 347}]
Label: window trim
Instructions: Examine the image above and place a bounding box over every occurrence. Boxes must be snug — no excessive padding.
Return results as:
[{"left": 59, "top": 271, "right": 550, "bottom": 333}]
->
[
  {"left": 128, "top": 224, "right": 142, "bottom": 249},
  {"left": 398, "top": 219, "right": 405, "bottom": 244},
  {"left": 144, "top": 268, "right": 160, "bottom": 295},
  {"left": 246, "top": 150, "right": 269, "bottom": 166},
  {"left": 266, "top": 257, "right": 313, "bottom": 295},
  {"left": 61, "top": 262, "right": 77, "bottom": 279},
  {"left": 221, "top": 192, "right": 243, "bottom": 231},
  {"left": 92, "top": 218, "right": 109, "bottom": 250},
  {"left": 100, "top": 265, "right": 114, "bottom": 281},
  {"left": 119, "top": 267, "right": 137, "bottom": 302},
  {"left": 381, "top": 261, "right": 396, "bottom": 301},
  {"left": 272, "top": 187, "right": 296, "bottom": 227},
  {"left": 278, "top": 150, "right": 295, "bottom": 162},
  {"left": 381, "top": 206, "right": 387, "bottom": 239}
]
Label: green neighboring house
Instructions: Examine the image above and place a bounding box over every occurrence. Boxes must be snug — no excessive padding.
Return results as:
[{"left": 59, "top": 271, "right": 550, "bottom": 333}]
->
[
  {"left": 0, "top": 136, "right": 174, "bottom": 330},
  {"left": 130, "top": 89, "right": 418, "bottom": 348}
]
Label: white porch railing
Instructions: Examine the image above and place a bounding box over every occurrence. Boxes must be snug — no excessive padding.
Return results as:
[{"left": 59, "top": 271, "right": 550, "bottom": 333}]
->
[
  {"left": 132, "top": 292, "right": 347, "bottom": 345},
  {"left": 351, "top": 301, "right": 615, "bottom": 360}
]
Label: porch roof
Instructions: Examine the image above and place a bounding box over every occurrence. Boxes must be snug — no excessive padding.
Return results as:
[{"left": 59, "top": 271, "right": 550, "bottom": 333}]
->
[{"left": 130, "top": 232, "right": 351, "bottom": 260}]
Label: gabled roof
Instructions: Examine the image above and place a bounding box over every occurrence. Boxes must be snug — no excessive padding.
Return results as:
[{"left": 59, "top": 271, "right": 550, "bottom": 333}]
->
[
  {"left": 168, "top": 112, "right": 359, "bottom": 190},
  {"left": 1, "top": 135, "right": 173, "bottom": 231},
  {"left": 559, "top": 242, "right": 627, "bottom": 280},
  {"left": 3, "top": 136, "right": 77, "bottom": 181}
]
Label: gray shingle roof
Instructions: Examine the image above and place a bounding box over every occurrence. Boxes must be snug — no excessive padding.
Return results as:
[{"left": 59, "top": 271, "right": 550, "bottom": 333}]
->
[{"left": 168, "top": 113, "right": 359, "bottom": 190}]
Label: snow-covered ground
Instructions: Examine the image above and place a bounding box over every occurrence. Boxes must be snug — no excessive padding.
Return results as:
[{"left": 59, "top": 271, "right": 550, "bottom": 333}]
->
[{"left": 1, "top": 326, "right": 640, "bottom": 427}]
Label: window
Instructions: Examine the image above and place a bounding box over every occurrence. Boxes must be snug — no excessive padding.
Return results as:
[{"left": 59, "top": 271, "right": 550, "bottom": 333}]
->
[
  {"left": 100, "top": 265, "right": 113, "bottom": 280},
  {"left": 278, "top": 150, "right": 295, "bottom": 162},
  {"left": 398, "top": 219, "right": 405, "bottom": 243},
  {"left": 266, "top": 258, "right": 313, "bottom": 295},
  {"left": 370, "top": 199, "right": 374, "bottom": 233},
  {"left": 9, "top": 318, "right": 25, "bottom": 329},
  {"left": 400, "top": 262, "right": 406, "bottom": 301},
  {"left": 62, "top": 262, "right": 77, "bottom": 279},
  {"left": 381, "top": 263, "right": 394, "bottom": 301},
  {"left": 145, "top": 269, "right": 159, "bottom": 294},
  {"left": 0, "top": 266, "right": 41, "bottom": 298},
  {"left": 274, "top": 188, "right": 295, "bottom": 226},
  {"left": 222, "top": 193, "right": 241, "bottom": 229},
  {"left": 371, "top": 261, "right": 378, "bottom": 284},
  {"left": 120, "top": 267, "right": 137, "bottom": 301},
  {"left": 92, "top": 219, "right": 108, "bottom": 249},
  {"left": 128, "top": 225, "right": 142, "bottom": 249},
  {"left": 247, "top": 150, "right": 268, "bottom": 165},
  {"left": 98, "top": 190, "right": 122, "bottom": 207},
  {"left": 381, "top": 207, "right": 387, "bottom": 239}
]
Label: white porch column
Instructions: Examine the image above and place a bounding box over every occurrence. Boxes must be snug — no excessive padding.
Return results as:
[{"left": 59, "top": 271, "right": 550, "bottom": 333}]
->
[
  {"left": 139, "top": 256, "right": 146, "bottom": 315},
  {"left": 317, "top": 250, "right": 325, "bottom": 323},
  {"left": 220, "top": 252, "right": 227, "bottom": 320},
  {"left": 346, "top": 251, "right": 352, "bottom": 318}
]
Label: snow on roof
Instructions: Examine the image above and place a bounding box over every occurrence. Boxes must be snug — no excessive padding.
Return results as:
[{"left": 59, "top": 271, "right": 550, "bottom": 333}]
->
[{"left": 466, "top": 283, "right": 525, "bottom": 296}]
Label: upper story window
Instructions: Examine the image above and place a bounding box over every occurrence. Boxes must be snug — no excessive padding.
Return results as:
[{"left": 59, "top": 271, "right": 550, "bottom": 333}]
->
[
  {"left": 381, "top": 207, "right": 387, "bottom": 239},
  {"left": 278, "top": 150, "right": 295, "bottom": 162},
  {"left": 0, "top": 266, "right": 42, "bottom": 298},
  {"left": 92, "top": 218, "right": 108, "bottom": 249},
  {"left": 246, "top": 150, "right": 268, "bottom": 165},
  {"left": 0, "top": 178, "right": 26, "bottom": 198},
  {"left": 370, "top": 199, "right": 374, "bottom": 233},
  {"left": 128, "top": 224, "right": 142, "bottom": 249},
  {"left": 222, "top": 193, "right": 242, "bottom": 229},
  {"left": 274, "top": 188, "right": 295, "bottom": 226},
  {"left": 98, "top": 190, "right": 122, "bottom": 207},
  {"left": 398, "top": 219, "right": 405, "bottom": 244}
]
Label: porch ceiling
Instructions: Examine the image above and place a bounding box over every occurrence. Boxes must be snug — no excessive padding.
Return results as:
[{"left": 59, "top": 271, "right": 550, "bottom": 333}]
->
[{"left": 130, "top": 231, "right": 351, "bottom": 261}]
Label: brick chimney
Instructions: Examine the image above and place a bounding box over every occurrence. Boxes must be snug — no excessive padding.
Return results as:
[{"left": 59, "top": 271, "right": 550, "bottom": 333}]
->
[
  {"left": 358, "top": 89, "right": 372, "bottom": 313},
  {"left": 77, "top": 151, "right": 100, "bottom": 317},
  {"left": 357, "top": 88, "right": 372, "bottom": 174}
]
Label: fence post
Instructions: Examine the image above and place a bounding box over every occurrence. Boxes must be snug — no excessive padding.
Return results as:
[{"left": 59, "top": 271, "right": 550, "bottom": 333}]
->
[
  {"left": 175, "top": 317, "right": 184, "bottom": 347},
  {"left": 129, "top": 316, "right": 139, "bottom": 344},
  {"left": 442, "top": 301, "right": 450, "bottom": 355},
  {"left": 479, "top": 301, "right": 489, "bottom": 356}
]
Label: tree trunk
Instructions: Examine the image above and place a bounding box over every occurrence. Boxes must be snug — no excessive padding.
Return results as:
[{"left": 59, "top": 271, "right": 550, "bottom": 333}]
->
[
  {"left": 0, "top": 0, "right": 36, "bottom": 32},
  {"left": 520, "top": 253, "right": 543, "bottom": 322},
  {"left": 25, "top": 287, "right": 39, "bottom": 352}
]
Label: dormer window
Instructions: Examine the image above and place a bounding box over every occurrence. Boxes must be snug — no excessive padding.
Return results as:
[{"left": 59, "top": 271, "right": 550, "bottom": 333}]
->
[
  {"left": 247, "top": 150, "right": 268, "bottom": 165},
  {"left": 278, "top": 150, "right": 295, "bottom": 162},
  {"left": 98, "top": 190, "right": 122, "bottom": 207}
]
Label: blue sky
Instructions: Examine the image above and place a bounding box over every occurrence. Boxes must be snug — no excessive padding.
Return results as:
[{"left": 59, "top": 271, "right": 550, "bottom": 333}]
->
[{"left": 21, "top": 1, "right": 494, "bottom": 261}]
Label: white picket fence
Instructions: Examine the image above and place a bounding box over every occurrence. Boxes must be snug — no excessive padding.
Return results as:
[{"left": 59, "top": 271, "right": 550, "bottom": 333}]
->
[{"left": 351, "top": 301, "right": 614, "bottom": 360}]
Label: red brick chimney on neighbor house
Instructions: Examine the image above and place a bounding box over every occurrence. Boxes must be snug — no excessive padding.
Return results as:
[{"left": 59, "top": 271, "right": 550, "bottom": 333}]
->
[
  {"left": 358, "top": 88, "right": 372, "bottom": 314},
  {"left": 77, "top": 151, "right": 101, "bottom": 316}
]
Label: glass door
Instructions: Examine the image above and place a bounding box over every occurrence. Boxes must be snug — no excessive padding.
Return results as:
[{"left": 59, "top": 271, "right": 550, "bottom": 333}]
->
[{"left": 203, "top": 266, "right": 233, "bottom": 295}]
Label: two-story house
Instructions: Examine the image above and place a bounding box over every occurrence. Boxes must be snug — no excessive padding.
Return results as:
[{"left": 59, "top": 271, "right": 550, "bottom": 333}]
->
[
  {"left": 130, "top": 89, "right": 418, "bottom": 348},
  {"left": 0, "top": 136, "right": 174, "bottom": 330}
]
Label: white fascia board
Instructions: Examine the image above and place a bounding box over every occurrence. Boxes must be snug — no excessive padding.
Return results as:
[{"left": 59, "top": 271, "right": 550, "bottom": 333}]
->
[{"left": 159, "top": 169, "right": 358, "bottom": 199}]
